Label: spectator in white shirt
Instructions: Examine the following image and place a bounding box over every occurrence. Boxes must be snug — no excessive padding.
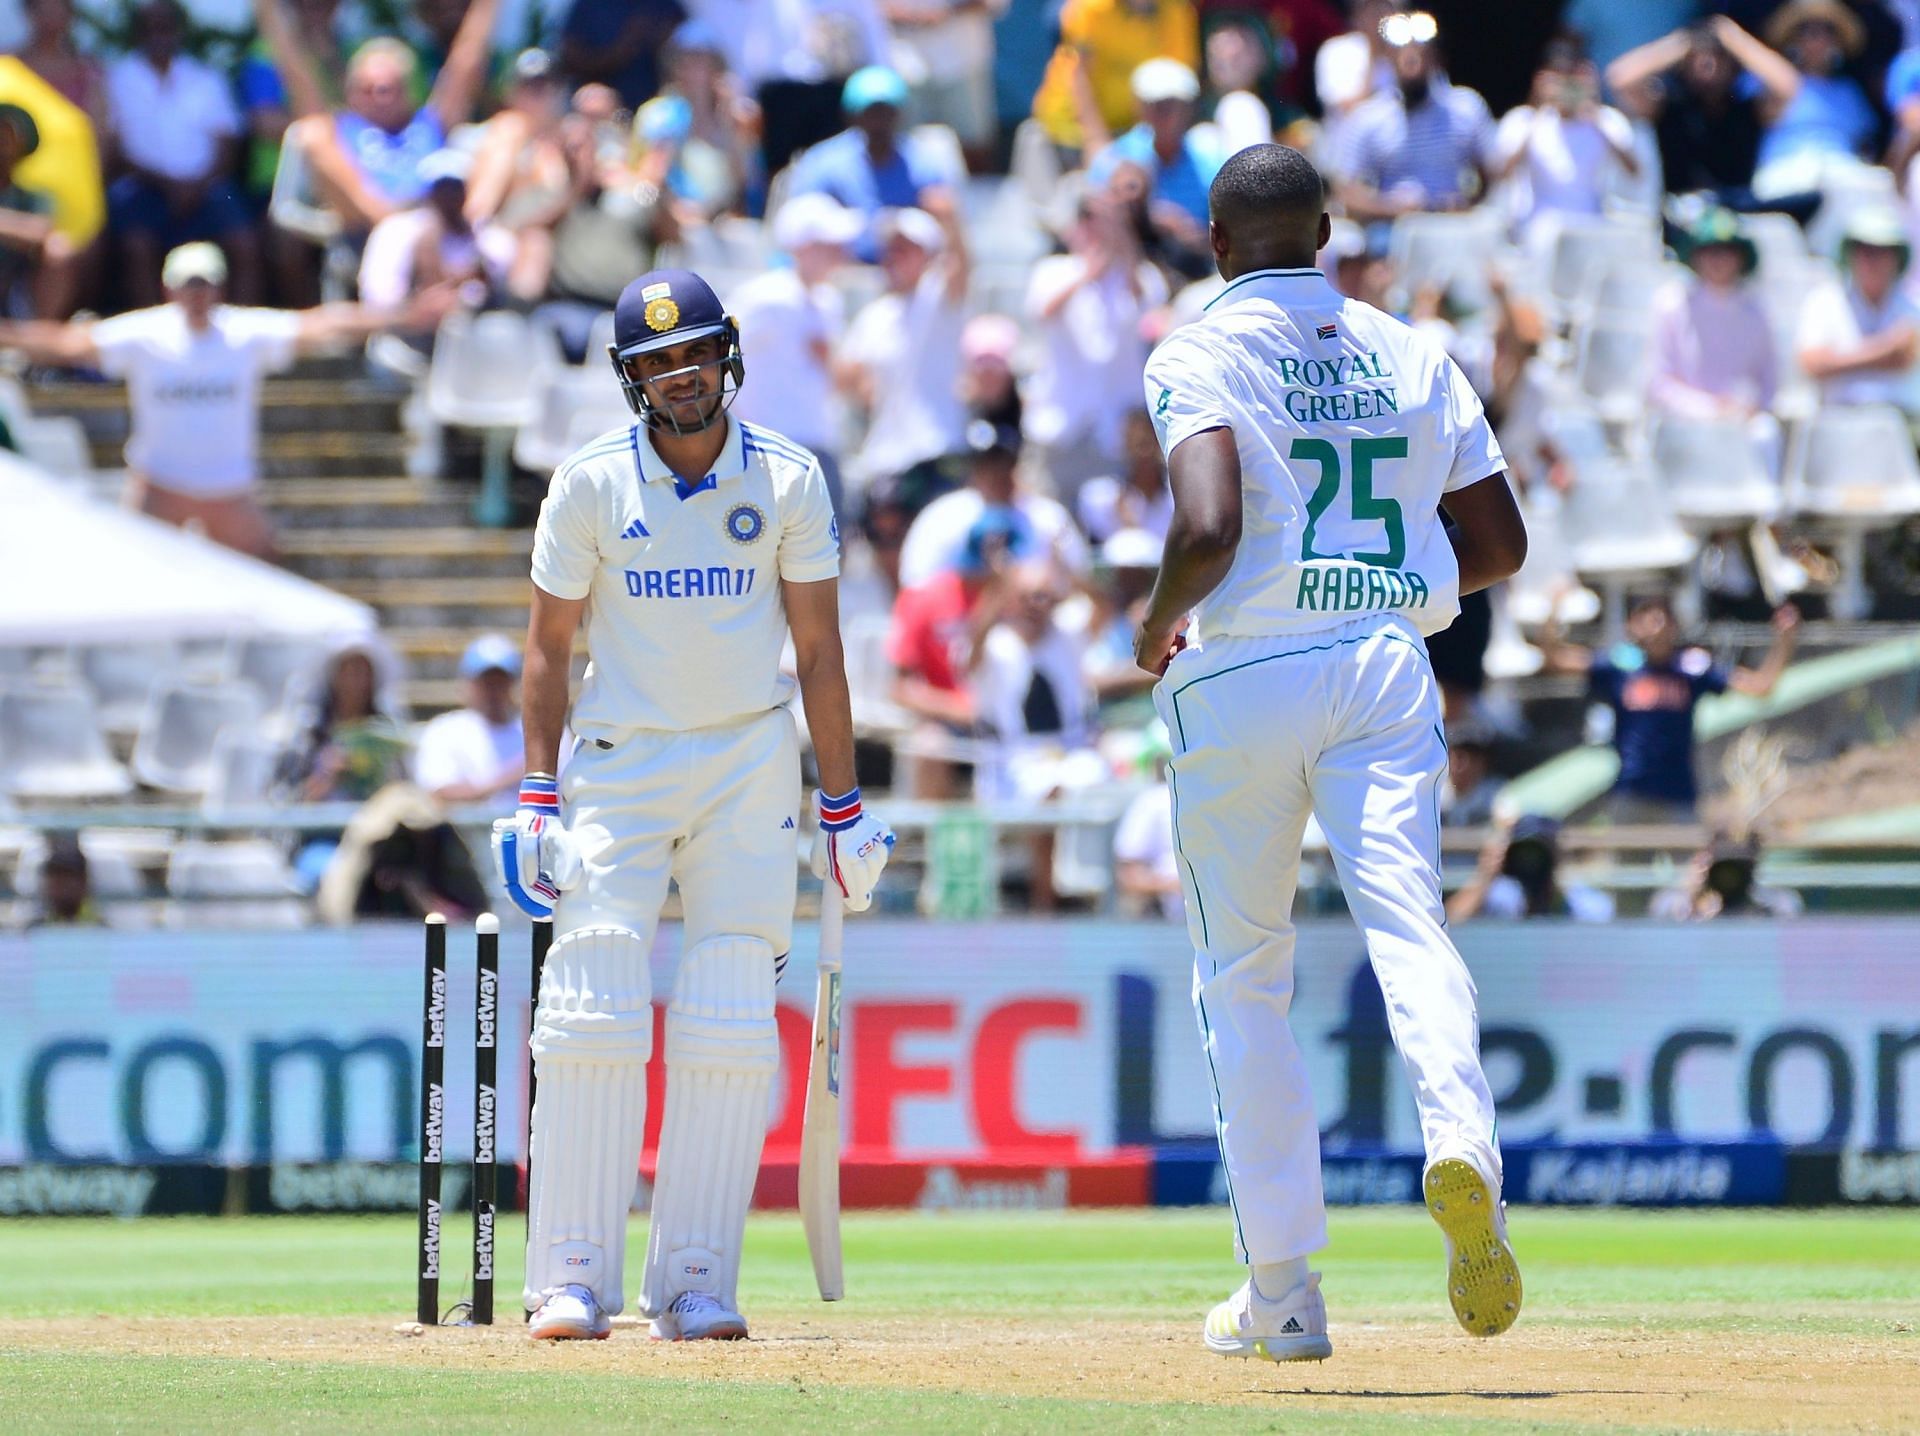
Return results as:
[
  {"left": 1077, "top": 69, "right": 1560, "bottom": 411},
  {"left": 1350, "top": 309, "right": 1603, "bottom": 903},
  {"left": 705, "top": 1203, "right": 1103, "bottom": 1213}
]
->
[
  {"left": 968, "top": 557, "right": 1102, "bottom": 909},
  {"left": 731, "top": 193, "right": 864, "bottom": 512},
  {"left": 1796, "top": 207, "right": 1920, "bottom": 413},
  {"left": 106, "top": 0, "right": 262, "bottom": 306},
  {"left": 358, "top": 150, "right": 518, "bottom": 335},
  {"left": 413, "top": 634, "right": 527, "bottom": 812},
  {"left": 1115, "top": 769, "right": 1183, "bottom": 919},
  {"left": 836, "top": 200, "right": 972, "bottom": 509},
  {"left": 0, "top": 243, "right": 449, "bottom": 560},
  {"left": 1314, "top": 0, "right": 1398, "bottom": 159},
  {"left": 899, "top": 418, "right": 1090, "bottom": 588},
  {"left": 1492, "top": 44, "right": 1640, "bottom": 251},
  {"left": 1023, "top": 191, "right": 1169, "bottom": 500}
]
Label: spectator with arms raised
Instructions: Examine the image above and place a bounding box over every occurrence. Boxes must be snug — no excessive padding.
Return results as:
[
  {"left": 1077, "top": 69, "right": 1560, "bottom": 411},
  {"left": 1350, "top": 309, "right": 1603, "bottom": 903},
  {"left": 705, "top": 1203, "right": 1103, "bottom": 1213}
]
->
[
  {"left": 0, "top": 243, "right": 450, "bottom": 560},
  {"left": 1031, "top": 0, "right": 1200, "bottom": 160},
  {"left": 252, "top": 0, "right": 501, "bottom": 235}
]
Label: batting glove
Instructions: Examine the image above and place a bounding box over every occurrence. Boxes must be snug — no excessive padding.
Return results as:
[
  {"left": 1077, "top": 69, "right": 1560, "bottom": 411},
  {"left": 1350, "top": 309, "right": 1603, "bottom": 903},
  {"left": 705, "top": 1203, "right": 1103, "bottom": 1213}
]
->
[
  {"left": 809, "top": 786, "right": 895, "bottom": 913},
  {"left": 490, "top": 774, "right": 583, "bottom": 919}
]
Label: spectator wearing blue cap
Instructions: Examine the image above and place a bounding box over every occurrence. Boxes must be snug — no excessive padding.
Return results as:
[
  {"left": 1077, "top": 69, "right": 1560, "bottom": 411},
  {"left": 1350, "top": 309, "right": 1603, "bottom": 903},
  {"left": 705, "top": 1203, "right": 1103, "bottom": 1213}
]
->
[
  {"left": 559, "top": 0, "right": 687, "bottom": 110},
  {"left": 787, "top": 65, "right": 965, "bottom": 260},
  {"left": 413, "top": 633, "right": 527, "bottom": 811}
]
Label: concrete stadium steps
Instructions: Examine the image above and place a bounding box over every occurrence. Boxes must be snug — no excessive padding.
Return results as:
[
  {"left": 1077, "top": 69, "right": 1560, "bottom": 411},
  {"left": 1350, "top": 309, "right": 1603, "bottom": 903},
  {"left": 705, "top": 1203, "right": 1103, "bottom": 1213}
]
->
[
  {"left": 265, "top": 478, "right": 476, "bottom": 530},
  {"left": 387, "top": 626, "right": 587, "bottom": 682},
  {"left": 30, "top": 378, "right": 409, "bottom": 436},
  {"left": 275, "top": 526, "right": 532, "bottom": 581},
  {"left": 324, "top": 575, "right": 536, "bottom": 633}
]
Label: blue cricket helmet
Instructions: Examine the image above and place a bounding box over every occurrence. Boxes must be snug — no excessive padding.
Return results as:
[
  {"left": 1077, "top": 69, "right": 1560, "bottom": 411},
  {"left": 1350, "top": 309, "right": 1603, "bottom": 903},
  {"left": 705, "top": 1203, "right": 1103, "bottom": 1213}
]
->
[{"left": 608, "top": 268, "right": 745, "bottom": 432}]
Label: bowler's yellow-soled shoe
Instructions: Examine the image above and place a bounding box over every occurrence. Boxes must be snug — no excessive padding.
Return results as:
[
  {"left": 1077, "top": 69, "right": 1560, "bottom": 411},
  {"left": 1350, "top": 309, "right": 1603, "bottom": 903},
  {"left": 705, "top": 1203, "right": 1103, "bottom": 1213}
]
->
[
  {"left": 1203, "top": 1273, "right": 1333, "bottom": 1362},
  {"left": 1424, "top": 1155, "right": 1522, "bottom": 1337}
]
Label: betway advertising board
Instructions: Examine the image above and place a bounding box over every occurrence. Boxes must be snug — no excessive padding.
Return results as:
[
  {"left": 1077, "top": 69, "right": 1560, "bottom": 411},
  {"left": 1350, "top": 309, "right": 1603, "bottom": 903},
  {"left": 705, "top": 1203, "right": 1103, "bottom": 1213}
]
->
[{"left": 1, "top": 921, "right": 1915, "bottom": 1212}]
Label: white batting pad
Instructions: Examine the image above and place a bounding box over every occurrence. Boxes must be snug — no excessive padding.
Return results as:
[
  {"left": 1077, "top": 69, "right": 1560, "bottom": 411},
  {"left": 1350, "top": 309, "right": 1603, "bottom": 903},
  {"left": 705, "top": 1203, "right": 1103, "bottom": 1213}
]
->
[
  {"left": 524, "top": 926, "right": 653, "bottom": 1314},
  {"left": 640, "top": 934, "right": 779, "bottom": 1317}
]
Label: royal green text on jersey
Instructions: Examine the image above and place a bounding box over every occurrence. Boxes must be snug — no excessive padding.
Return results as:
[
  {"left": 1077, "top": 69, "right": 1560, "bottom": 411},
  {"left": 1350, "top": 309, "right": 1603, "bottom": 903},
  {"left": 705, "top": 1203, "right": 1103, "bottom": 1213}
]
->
[{"left": 1279, "top": 352, "right": 1399, "bottom": 423}]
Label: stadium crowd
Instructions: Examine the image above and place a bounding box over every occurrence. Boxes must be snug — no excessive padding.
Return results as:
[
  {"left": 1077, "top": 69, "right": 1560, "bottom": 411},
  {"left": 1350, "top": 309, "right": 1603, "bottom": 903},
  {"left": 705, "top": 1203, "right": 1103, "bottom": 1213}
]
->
[{"left": 10, "top": 0, "right": 1920, "bottom": 923}]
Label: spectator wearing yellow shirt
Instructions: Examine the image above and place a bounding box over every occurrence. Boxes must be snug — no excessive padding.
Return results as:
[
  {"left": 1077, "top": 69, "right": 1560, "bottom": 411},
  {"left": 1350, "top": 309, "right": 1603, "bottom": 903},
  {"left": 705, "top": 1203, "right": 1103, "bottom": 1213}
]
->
[{"left": 1032, "top": 0, "right": 1199, "bottom": 158}]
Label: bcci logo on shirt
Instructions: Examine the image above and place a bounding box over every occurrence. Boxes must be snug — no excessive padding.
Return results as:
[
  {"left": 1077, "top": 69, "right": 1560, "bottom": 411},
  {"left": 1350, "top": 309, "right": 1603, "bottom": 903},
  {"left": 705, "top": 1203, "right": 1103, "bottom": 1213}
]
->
[{"left": 725, "top": 502, "right": 765, "bottom": 544}]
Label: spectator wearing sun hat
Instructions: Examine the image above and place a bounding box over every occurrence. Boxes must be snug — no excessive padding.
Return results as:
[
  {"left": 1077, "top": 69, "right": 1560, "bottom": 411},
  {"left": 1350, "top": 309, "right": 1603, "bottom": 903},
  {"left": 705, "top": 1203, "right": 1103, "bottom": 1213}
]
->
[
  {"left": 1087, "top": 59, "right": 1224, "bottom": 236},
  {"left": 788, "top": 64, "right": 963, "bottom": 261},
  {"left": 1797, "top": 206, "right": 1920, "bottom": 414},
  {"left": 731, "top": 193, "right": 865, "bottom": 508},
  {"left": 413, "top": 633, "right": 527, "bottom": 811}
]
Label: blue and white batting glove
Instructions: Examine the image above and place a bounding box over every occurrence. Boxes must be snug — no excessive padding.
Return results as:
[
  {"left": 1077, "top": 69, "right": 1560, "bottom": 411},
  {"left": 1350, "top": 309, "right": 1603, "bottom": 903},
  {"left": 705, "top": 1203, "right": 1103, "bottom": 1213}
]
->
[
  {"left": 808, "top": 786, "right": 894, "bottom": 913},
  {"left": 490, "top": 773, "right": 583, "bottom": 918}
]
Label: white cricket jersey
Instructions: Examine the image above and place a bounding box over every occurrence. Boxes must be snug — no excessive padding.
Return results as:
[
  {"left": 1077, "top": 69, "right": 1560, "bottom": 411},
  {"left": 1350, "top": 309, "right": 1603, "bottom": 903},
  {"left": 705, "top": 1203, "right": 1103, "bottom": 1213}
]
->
[
  {"left": 1145, "top": 267, "right": 1504, "bottom": 640},
  {"left": 530, "top": 416, "right": 840, "bottom": 736}
]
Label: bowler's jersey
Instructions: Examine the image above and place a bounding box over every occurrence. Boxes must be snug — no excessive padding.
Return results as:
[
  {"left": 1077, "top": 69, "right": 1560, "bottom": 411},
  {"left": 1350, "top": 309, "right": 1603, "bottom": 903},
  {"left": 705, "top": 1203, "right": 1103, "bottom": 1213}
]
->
[
  {"left": 531, "top": 417, "right": 840, "bottom": 735},
  {"left": 1145, "top": 267, "right": 1504, "bottom": 640}
]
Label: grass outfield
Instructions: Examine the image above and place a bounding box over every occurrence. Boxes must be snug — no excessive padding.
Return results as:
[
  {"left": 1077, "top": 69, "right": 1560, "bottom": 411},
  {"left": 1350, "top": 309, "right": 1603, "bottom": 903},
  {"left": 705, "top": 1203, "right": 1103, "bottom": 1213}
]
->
[{"left": 0, "top": 1208, "right": 1914, "bottom": 1433}]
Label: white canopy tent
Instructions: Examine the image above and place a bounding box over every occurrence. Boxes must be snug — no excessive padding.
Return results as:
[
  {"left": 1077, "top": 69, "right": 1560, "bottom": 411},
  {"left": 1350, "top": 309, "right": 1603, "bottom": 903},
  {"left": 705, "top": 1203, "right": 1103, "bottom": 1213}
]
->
[{"left": 0, "top": 456, "right": 376, "bottom": 648}]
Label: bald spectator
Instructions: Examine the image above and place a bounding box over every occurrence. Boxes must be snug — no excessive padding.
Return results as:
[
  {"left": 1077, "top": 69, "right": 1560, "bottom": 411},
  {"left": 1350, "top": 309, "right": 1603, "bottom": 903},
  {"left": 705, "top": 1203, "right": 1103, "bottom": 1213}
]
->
[
  {"left": 788, "top": 66, "right": 962, "bottom": 262},
  {"left": 107, "top": 0, "right": 262, "bottom": 306},
  {"left": 1031, "top": 0, "right": 1200, "bottom": 158},
  {"left": 1330, "top": 10, "right": 1495, "bottom": 223},
  {"left": 252, "top": 0, "right": 501, "bottom": 235},
  {"left": 1023, "top": 190, "right": 1169, "bottom": 499}
]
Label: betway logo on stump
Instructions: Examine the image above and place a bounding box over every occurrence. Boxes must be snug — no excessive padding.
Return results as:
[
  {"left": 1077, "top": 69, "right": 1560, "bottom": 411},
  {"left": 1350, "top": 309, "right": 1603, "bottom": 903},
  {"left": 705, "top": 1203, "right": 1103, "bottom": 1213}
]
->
[
  {"left": 426, "top": 969, "right": 447, "bottom": 1048},
  {"left": 475, "top": 1084, "right": 496, "bottom": 1165},
  {"left": 421, "top": 1197, "right": 440, "bottom": 1277},
  {"left": 477, "top": 970, "right": 497, "bottom": 1049},
  {"left": 474, "top": 1207, "right": 494, "bottom": 1280},
  {"left": 423, "top": 1082, "right": 444, "bottom": 1163}
]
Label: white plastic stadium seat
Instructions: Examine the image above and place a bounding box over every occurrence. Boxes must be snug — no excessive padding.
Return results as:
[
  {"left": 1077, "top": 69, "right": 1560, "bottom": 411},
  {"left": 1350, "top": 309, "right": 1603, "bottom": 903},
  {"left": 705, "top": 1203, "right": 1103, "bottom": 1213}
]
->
[
  {"left": 1387, "top": 209, "right": 1503, "bottom": 314},
  {"left": 1742, "top": 210, "right": 1810, "bottom": 277},
  {"left": 81, "top": 641, "right": 180, "bottom": 738},
  {"left": 1547, "top": 215, "right": 1659, "bottom": 309},
  {"left": 0, "top": 680, "right": 134, "bottom": 800},
  {"left": 227, "top": 634, "right": 332, "bottom": 716},
  {"left": 1574, "top": 314, "right": 1653, "bottom": 424},
  {"left": 843, "top": 611, "right": 910, "bottom": 735},
  {"left": 1650, "top": 415, "right": 1781, "bottom": 528},
  {"left": 1505, "top": 491, "right": 1602, "bottom": 629},
  {"left": 131, "top": 679, "right": 263, "bottom": 794},
  {"left": 201, "top": 728, "right": 293, "bottom": 818},
  {"left": 516, "top": 370, "right": 637, "bottom": 473},
  {"left": 427, "top": 310, "right": 543, "bottom": 430},
  {"left": 1787, "top": 404, "right": 1920, "bottom": 618},
  {"left": 1561, "top": 454, "right": 1697, "bottom": 639}
]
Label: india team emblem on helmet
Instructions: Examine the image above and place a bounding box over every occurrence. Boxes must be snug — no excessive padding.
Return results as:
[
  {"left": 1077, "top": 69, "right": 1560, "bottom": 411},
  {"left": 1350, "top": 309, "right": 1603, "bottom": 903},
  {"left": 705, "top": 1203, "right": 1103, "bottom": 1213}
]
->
[
  {"left": 725, "top": 502, "right": 766, "bottom": 544},
  {"left": 644, "top": 295, "right": 681, "bottom": 332}
]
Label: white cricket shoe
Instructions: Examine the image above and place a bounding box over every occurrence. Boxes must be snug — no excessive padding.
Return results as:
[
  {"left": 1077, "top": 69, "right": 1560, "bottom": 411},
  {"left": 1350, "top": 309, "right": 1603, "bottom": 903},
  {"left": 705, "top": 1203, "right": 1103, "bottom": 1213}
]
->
[
  {"left": 1203, "top": 1272, "right": 1333, "bottom": 1362},
  {"left": 1425, "top": 1152, "right": 1523, "bottom": 1337},
  {"left": 528, "top": 1283, "right": 612, "bottom": 1341},
  {"left": 649, "top": 1290, "right": 749, "bottom": 1341}
]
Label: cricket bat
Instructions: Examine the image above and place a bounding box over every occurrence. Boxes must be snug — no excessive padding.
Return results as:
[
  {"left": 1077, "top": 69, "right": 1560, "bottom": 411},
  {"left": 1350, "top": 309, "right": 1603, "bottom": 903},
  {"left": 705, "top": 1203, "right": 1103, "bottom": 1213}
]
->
[{"left": 798, "top": 891, "right": 844, "bottom": 1301}]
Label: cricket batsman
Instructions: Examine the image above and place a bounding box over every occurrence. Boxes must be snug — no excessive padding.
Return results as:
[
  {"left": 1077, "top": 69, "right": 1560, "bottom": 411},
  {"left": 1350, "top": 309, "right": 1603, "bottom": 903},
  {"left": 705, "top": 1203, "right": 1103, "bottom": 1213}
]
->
[
  {"left": 1133, "top": 146, "right": 1532, "bottom": 1360},
  {"left": 492, "top": 269, "right": 893, "bottom": 1340}
]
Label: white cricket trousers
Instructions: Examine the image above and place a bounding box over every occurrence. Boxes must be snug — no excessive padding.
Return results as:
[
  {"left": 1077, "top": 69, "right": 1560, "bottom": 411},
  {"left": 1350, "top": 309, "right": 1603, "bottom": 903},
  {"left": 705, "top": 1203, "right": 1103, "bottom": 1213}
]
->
[
  {"left": 1152, "top": 614, "right": 1501, "bottom": 1264},
  {"left": 557, "top": 706, "right": 803, "bottom": 950}
]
